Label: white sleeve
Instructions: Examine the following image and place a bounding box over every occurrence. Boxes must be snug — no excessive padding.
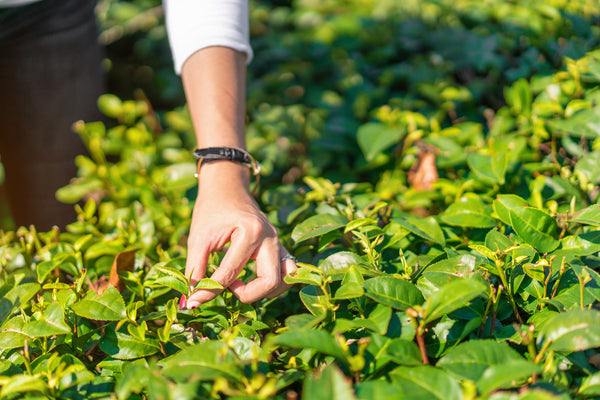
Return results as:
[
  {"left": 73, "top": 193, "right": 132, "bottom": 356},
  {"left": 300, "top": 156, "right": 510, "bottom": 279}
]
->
[{"left": 164, "top": 0, "right": 253, "bottom": 74}]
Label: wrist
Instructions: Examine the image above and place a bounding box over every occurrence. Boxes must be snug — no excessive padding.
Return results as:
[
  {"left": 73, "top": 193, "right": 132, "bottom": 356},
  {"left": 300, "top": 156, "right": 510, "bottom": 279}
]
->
[{"left": 196, "top": 160, "right": 251, "bottom": 191}]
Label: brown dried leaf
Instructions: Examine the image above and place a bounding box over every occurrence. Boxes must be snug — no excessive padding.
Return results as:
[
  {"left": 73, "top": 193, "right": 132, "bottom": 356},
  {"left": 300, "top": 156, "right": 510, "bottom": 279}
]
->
[
  {"left": 408, "top": 149, "right": 439, "bottom": 191},
  {"left": 108, "top": 248, "right": 139, "bottom": 292}
]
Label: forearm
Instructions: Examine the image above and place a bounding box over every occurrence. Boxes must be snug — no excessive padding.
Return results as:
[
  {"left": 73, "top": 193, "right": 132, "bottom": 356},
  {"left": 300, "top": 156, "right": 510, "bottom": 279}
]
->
[{"left": 181, "top": 46, "right": 247, "bottom": 149}]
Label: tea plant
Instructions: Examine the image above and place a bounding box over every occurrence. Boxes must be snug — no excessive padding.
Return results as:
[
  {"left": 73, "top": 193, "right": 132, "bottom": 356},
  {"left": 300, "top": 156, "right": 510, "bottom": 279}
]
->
[{"left": 2, "top": 1, "right": 600, "bottom": 399}]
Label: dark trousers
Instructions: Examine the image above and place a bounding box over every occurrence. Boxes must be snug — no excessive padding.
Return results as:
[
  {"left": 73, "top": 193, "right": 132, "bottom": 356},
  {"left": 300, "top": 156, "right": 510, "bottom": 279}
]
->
[{"left": 0, "top": 0, "right": 105, "bottom": 230}]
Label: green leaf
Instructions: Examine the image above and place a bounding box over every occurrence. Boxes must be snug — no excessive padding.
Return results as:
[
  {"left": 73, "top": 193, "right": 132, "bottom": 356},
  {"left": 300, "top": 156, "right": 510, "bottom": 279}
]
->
[
  {"left": 319, "top": 252, "right": 369, "bottom": 280},
  {"left": 485, "top": 229, "right": 514, "bottom": 252},
  {"left": 385, "top": 338, "right": 422, "bottom": 366},
  {"left": 160, "top": 341, "right": 243, "bottom": 382},
  {"left": 579, "top": 371, "right": 600, "bottom": 397},
  {"left": 1, "top": 282, "right": 40, "bottom": 323},
  {"left": 440, "top": 196, "right": 496, "bottom": 228},
  {"left": 36, "top": 260, "right": 57, "bottom": 283},
  {"left": 508, "top": 207, "right": 559, "bottom": 253},
  {"left": 334, "top": 265, "right": 366, "bottom": 299},
  {"left": 363, "top": 277, "right": 424, "bottom": 311},
  {"left": 476, "top": 360, "right": 541, "bottom": 396},
  {"left": 193, "top": 278, "right": 223, "bottom": 290},
  {"left": 537, "top": 309, "right": 600, "bottom": 353},
  {"left": 422, "top": 278, "right": 487, "bottom": 324},
  {"left": 554, "top": 232, "right": 600, "bottom": 260},
  {"left": 285, "top": 265, "right": 324, "bottom": 286},
  {"left": 114, "top": 359, "right": 151, "bottom": 400},
  {"left": 572, "top": 204, "right": 600, "bottom": 226},
  {"left": 159, "top": 163, "right": 197, "bottom": 191},
  {"left": 292, "top": 214, "right": 348, "bottom": 244},
  {"left": 356, "top": 381, "right": 404, "bottom": 400},
  {"left": 0, "top": 374, "right": 47, "bottom": 398},
  {"left": 493, "top": 194, "right": 528, "bottom": 226},
  {"left": 467, "top": 152, "right": 508, "bottom": 185},
  {"left": 99, "top": 328, "right": 161, "bottom": 360},
  {"left": 392, "top": 216, "right": 445, "bottom": 246},
  {"left": 333, "top": 283, "right": 364, "bottom": 299},
  {"left": 390, "top": 365, "right": 463, "bottom": 400},
  {"left": 437, "top": 340, "right": 525, "bottom": 381},
  {"left": 344, "top": 218, "right": 377, "bottom": 233},
  {"left": 302, "top": 364, "right": 358, "bottom": 400},
  {"left": 357, "top": 122, "right": 405, "bottom": 161},
  {"left": 70, "top": 285, "right": 127, "bottom": 321},
  {"left": 575, "top": 150, "right": 600, "bottom": 183},
  {"left": 153, "top": 265, "right": 188, "bottom": 294},
  {"left": 153, "top": 275, "right": 188, "bottom": 295},
  {"left": 23, "top": 303, "right": 70, "bottom": 338},
  {"left": 272, "top": 329, "right": 346, "bottom": 360},
  {"left": 551, "top": 106, "right": 600, "bottom": 138},
  {"left": 0, "top": 316, "right": 29, "bottom": 350},
  {"left": 368, "top": 304, "right": 393, "bottom": 335},
  {"left": 300, "top": 285, "right": 330, "bottom": 318}
]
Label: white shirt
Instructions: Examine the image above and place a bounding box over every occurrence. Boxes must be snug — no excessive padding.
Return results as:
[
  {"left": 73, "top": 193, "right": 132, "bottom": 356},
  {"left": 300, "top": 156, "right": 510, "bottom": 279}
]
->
[
  {"left": 0, "top": 0, "right": 41, "bottom": 6},
  {"left": 164, "top": 0, "right": 252, "bottom": 74},
  {"left": 0, "top": 0, "right": 253, "bottom": 74}
]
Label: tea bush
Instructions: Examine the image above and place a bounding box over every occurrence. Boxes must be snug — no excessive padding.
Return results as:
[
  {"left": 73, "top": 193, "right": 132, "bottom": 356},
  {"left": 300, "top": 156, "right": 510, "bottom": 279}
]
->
[{"left": 2, "top": 1, "right": 600, "bottom": 399}]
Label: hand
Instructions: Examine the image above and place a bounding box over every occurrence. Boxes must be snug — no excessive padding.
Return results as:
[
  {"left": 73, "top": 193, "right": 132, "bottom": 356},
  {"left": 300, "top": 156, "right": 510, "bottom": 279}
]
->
[{"left": 182, "top": 161, "right": 296, "bottom": 309}]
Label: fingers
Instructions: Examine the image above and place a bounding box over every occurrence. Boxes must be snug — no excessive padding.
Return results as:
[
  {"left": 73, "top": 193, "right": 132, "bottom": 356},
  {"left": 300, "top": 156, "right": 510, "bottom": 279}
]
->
[
  {"left": 186, "top": 220, "right": 275, "bottom": 308},
  {"left": 184, "top": 241, "right": 209, "bottom": 286},
  {"left": 230, "top": 244, "right": 297, "bottom": 302},
  {"left": 266, "top": 247, "right": 298, "bottom": 298},
  {"left": 227, "top": 237, "right": 282, "bottom": 303}
]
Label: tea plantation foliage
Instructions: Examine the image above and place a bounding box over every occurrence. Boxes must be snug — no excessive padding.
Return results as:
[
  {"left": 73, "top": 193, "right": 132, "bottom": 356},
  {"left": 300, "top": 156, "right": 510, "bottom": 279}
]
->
[{"left": 3, "top": 0, "right": 600, "bottom": 399}]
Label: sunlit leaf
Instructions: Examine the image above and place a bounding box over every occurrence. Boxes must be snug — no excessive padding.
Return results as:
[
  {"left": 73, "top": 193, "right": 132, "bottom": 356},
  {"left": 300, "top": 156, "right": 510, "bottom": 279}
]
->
[
  {"left": 537, "top": 309, "right": 600, "bottom": 353},
  {"left": 508, "top": 207, "right": 559, "bottom": 253},
  {"left": 292, "top": 214, "right": 348, "bottom": 244},
  {"left": 71, "top": 285, "right": 127, "bottom": 321},
  {"left": 363, "top": 276, "right": 424, "bottom": 310}
]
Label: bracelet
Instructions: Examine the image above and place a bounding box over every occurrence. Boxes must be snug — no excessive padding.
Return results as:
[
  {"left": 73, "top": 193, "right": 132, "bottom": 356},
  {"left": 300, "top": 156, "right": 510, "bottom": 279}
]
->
[{"left": 193, "top": 147, "right": 261, "bottom": 191}]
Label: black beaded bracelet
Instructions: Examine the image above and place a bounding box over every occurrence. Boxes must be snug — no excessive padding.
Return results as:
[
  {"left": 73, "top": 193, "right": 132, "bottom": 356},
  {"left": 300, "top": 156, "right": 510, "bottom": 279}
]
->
[
  {"left": 193, "top": 147, "right": 261, "bottom": 190},
  {"left": 193, "top": 147, "right": 260, "bottom": 173}
]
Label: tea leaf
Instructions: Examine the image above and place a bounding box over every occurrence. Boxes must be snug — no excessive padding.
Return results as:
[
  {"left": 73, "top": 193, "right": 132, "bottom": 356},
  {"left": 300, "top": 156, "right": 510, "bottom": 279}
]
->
[
  {"left": 23, "top": 303, "right": 70, "bottom": 337},
  {"left": 292, "top": 214, "right": 348, "bottom": 244},
  {"left": 0, "top": 375, "right": 47, "bottom": 398},
  {"left": 537, "top": 309, "right": 600, "bottom": 353},
  {"left": 422, "top": 278, "right": 487, "bottom": 324},
  {"left": 193, "top": 278, "right": 223, "bottom": 291},
  {"left": 476, "top": 360, "right": 541, "bottom": 395},
  {"left": 392, "top": 216, "right": 445, "bottom": 246},
  {"left": 572, "top": 204, "right": 600, "bottom": 226},
  {"left": 508, "top": 207, "right": 559, "bottom": 253},
  {"left": 579, "top": 371, "right": 600, "bottom": 397},
  {"left": 467, "top": 152, "right": 508, "bottom": 185},
  {"left": 441, "top": 196, "right": 496, "bottom": 228},
  {"left": 160, "top": 341, "right": 243, "bottom": 382},
  {"left": 71, "top": 285, "right": 127, "bottom": 321},
  {"left": 357, "top": 122, "right": 405, "bottom": 161},
  {"left": 99, "top": 328, "right": 161, "bottom": 360},
  {"left": 363, "top": 276, "right": 424, "bottom": 310},
  {"left": 493, "top": 194, "right": 528, "bottom": 226},
  {"left": 437, "top": 339, "right": 524, "bottom": 381},
  {"left": 273, "top": 329, "right": 346, "bottom": 360},
  {"left": 302, "top": 364, "right": 358, "bottom": 400},
  {"left": 390, "top": 365, "right": 463, "bottom": 400}
]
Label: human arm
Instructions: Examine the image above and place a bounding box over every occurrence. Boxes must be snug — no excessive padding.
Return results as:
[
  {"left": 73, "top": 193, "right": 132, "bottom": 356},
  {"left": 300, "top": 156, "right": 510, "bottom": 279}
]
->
[{"left": 164, "top": 1, "right": 296, "bottom": 308}]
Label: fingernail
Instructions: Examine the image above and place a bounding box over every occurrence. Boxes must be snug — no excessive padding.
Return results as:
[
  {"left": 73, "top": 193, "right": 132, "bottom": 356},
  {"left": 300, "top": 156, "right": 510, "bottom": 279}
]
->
[
  {"left": 179, "top": 296, "right": 186, "bottom": 310},
  {"left": 187, "top": 301, "right": 201, "bottom": 310}
]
